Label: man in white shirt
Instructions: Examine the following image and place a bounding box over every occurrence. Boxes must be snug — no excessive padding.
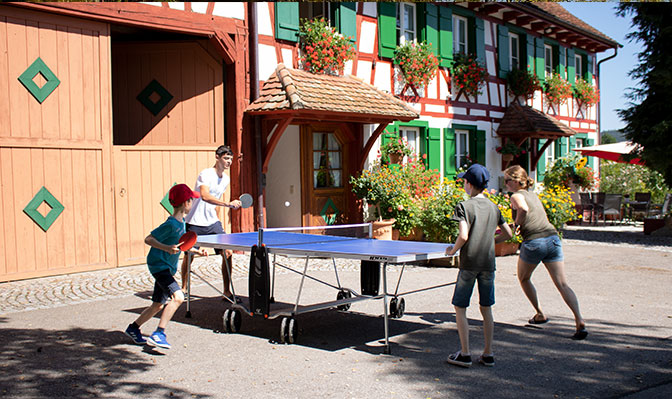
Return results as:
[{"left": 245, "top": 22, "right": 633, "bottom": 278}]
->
[{"left": 180, "top": 145, "right": 242, "bottom": 300}]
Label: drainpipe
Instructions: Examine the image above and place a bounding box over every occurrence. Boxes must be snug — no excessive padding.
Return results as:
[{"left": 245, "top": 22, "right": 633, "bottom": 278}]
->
[
  {"left": 248, "top": 2, "right": 264, "bottom": 228},
  {"left": 596, "top": 46, "right": 618, "bottom": 145}
]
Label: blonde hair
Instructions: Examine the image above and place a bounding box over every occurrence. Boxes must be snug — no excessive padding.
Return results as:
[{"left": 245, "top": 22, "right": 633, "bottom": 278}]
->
[{"left": 504, "top": 165, "right": 534, "bottom": 189}]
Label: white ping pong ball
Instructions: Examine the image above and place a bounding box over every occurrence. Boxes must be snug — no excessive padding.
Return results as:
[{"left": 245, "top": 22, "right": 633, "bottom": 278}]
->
[{"left": 284, "top": 201, "right": 290, "bottom": 207}]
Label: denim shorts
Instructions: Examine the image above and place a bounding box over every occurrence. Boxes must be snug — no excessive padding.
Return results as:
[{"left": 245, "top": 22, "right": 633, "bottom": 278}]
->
[
  {"left": 151, "top": 269, "right": 182, "bottom": 304},
  {"left": 451, "top": 269, "right": 495, "bottom": 308},
  {"left": 187, "top": 221, "right": 225, "bottom": 255},
  {"left": 520, "top": 234, "right": 564, "bottom": 265}
]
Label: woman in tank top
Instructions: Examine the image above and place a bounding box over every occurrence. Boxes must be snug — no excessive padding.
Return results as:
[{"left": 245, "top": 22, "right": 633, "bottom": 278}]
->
[{"left": 504, "top": 165, "right": 587, "bottom": 340}]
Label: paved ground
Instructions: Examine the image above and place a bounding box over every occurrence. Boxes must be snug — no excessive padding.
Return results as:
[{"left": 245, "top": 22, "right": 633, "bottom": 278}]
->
[{"left": 1, "top": 225, "right": 671, "bottom": 398}]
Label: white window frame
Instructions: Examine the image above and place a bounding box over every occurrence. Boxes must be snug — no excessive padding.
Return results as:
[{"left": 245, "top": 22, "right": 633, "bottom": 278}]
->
[
  {"left": 509, "top": 32, "right": 520, "bottom": 70},
  {"left": 544, "top": 44, "right": 553, "bottom": 77},
  {"left": 545, "top": 142, "right": 555, "bottom": 167},
  {"left": 575, "top": 54, "right": 583, "bottom": 81},
  {"left": 575, "top": 138, "right": 584, "bottom": 148},
  {"left": 397, "top": 2, "right": 416, "bottom": 44},
  {"left": 455, "top": 129, "right": 470, "bottom": 170},
  {"left": 453, "top": 15, "right": 468, "bottom": 54},
  {"left": 399, "top": 127, "right": 420, "bottom": 158}
]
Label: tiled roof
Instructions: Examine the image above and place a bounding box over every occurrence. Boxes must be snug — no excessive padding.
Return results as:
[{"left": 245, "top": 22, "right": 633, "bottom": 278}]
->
[
  {"left": 497, "top": 102, "right": 577, "bottom": 139},
  {"left": 521, "top": 2, "right": 619, "bottom": 46},
  {"left": 246, "top": 64, "right": 419, "bottom": 122}
]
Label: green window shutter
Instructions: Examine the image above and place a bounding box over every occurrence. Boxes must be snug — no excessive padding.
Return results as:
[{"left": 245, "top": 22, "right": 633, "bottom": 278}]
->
[
  {"left": 426, "top": 127, "right": 442, "bottom": 172},
  {"left": 438, "top": 6, "right": 453, "bottom": 67},
  {"left": 535, "top": 37, "right": 545, "bottom": 82},
  {"left": 586, "top": 54, "right": 593, "bottom": 82},
  {"left": 552, "top": 45, "right": 560, "bottom": 76},
  {"left": 526, "top": 35, "right": 535, "bottom": 73},
  {"left": 567, "top": 48, "right": 576, "bottom": 85},
  {"left": 475, "top": 18, "right": 485, "bottom": 64},
  {"left": 381, "top": 124, "right": 399, "bottom": 148},
  {"left": 419, "top": 3, "right": 439, "bottom": 57},
  {"left": 444, "top": 128, "right": 457, "bottom": 178},
  {"left": 469, "top": 129, "right": 486, "bottom": 166},
  {"left": 537, "top": 139, "right": 547, "bottom": 181},
  {"left": 585, "top": 138, "right": 595, "bottom": 169},
  {"left": 558, "top": 46, "right": 566, "bottom": 79},
  {"left": 378, "top": 2, "right": 397, "bottom": 59},
  {"left": 275, "top": 2, "right": 299, "bottom": 42},
  {"left": 332, "top": 2, "right": 357, "bottom": 43},
  {"left": 556, "top": 137, "right": 568, "bottom": 157},
  {"left": 569, "top": 135, "right": 577, "bottom": 150},
  {"left": 497, "top": 25, "right": 510, "bottom": 79}
]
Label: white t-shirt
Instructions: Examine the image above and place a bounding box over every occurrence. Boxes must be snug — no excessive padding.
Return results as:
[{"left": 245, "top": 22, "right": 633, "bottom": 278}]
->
[{"left": 185, "top": 168, "right": 230, "bottom": 227}]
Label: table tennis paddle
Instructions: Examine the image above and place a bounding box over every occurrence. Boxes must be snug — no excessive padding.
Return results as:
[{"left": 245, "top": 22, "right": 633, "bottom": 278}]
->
[
  {"left": 239, "top": 193, "right": 254, "bottom": 209},
  {"left": 178, "top": 231, "right": 197, "bottom": 251}
]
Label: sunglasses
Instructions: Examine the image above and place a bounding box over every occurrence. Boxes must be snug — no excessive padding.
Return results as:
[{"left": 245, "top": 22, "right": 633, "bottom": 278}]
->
[{"left": 504, "top": 178, "right": 514, "bottom": 184}]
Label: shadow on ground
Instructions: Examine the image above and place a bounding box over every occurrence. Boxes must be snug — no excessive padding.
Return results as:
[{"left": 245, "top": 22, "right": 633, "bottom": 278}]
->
[
  {"left": 0, "top": 327, "right": 211, "bottom": 398},
  {"left": 563, "top": 227, "right": 672, "bottom": 248}
]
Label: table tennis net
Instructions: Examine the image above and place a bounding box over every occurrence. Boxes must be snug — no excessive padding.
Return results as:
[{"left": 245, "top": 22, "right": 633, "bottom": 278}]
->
[{"left": 259, "top": 223, "right": 372, "bottom": 239}]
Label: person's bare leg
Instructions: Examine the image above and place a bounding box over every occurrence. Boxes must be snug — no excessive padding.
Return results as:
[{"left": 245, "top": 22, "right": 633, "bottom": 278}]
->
[
  {"left": 480, "top": 305, "right": 493, "bottom": 355},
  {"left": 454, "top": 306, "right": 470, "bottom": 355},
  {"left": 222, "top": 250, "right": 233, "bottom": 297},
  {"left": 134, "top": 302, "right": 164, "bottom": 327},
  {"left": 517, "top": 258, "right": 545, "bottom": 321},
  {"left": 157, "top": 291, "right": 185, "bottom": 329},
  {"left": 544, "top": 260, "right": 585, "bottom": 331}
]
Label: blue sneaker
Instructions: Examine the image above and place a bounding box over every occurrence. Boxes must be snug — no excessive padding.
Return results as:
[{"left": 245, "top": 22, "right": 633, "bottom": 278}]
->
[
  {"left": 125, "top": 324, "right": 146, "bottom": 345},
  {"left": 147, "top": 330, "right": 171, "bottom": 349}
]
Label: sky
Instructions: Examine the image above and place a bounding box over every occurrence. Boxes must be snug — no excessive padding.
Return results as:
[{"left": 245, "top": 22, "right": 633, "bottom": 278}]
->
[{"left": 561, "top": 1, "right": 643, "bottom": 132}]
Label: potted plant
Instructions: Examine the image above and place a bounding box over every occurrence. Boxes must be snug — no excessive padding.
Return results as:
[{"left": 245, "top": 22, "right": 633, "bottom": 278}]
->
[
  {"left": 496, "top": 142, "right": 527, "bottom": 162},
  {"left": 393, "top": 41, "right": 439, "bottom": 93},
  {"left": 298, "top": 18, "right": 355, "bottom": 75},
  {"left": 544, "top": 73, "right": 573, "bottom": 112},
  {"left": 574, "top": 77, "right": 600, "bottom": 108},
  {"left": 380, "top": 137, "right": 412, "bottom": 164},
  {"left": 506, "top": 68, "right": 541, "bottom": 103},
  {"left": 484, "top": 190, "right": 523, "bottom": 256},
  {"left": 543, "top": 153, "right": 596, "bottom": 192},
  {"left": 539, "top": 185, "right": 580, "bottom": 236},
  {"left": 451, "top": 52, "right": 489, "bottom": 100}
]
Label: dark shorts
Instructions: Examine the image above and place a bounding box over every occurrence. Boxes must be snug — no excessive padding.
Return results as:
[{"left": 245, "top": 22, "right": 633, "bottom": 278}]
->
[
  {"left": 520, "top": 234, "right": 564, "bottom": 265},
  {"left": 451, "top": 269, "right": 495, "bottom": 308},
  {"left": 186, "top": 221, "right": 225, "bottom": 255},
  {"left": 151, "top": 269, "right": 182, "bottom": 304}
]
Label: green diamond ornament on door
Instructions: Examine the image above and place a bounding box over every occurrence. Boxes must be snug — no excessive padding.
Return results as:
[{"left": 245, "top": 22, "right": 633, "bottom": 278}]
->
[
  {"left": 18, "top": 57, "right": 61, "bottom": 104},
  {"left": 320, "top": 198, "right": 340, "bottom": 225},
  {"left": 23, "top": 187, "right": 65, "bottom": 232}
]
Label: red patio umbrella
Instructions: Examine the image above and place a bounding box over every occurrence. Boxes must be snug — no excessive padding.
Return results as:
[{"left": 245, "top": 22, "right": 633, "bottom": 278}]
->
[{"left": 573, "top": 141, "right": 644, "bottom": 165}]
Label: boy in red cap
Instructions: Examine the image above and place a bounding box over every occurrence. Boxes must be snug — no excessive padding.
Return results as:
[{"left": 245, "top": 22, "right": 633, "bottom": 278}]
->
[{"left": 125, "top": 183, "right": 207, "bottom": 349}]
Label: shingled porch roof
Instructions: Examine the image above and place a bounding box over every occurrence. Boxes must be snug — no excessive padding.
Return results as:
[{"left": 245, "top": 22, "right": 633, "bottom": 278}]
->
[
  {"left": 245, "top": 64, "right": 419, "bottom": 123},
  {"left": 497, "top": 102, "right": 577, "bottom": 139}
]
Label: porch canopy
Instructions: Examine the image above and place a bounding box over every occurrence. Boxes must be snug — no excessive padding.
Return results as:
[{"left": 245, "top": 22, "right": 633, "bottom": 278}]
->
[
  {"left": 245, "top": 64, "right": 419, "bottom": 172},
  {"left": 497, "top": 102, "right": 578, "bottom": 171}
]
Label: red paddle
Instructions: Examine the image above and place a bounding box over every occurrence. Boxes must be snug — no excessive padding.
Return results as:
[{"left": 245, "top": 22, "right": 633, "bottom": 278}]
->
[{"left": 178, "top": 231, "right": 197, "bottom": 251}]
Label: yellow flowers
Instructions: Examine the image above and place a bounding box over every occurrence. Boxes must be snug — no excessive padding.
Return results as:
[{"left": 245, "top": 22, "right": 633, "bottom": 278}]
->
[{"left": 539, "top": 185, "right": 579, "bottom": 233}]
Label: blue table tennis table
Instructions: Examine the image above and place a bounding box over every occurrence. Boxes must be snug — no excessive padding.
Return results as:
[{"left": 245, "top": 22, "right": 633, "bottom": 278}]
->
[{"left": 185, "top": 223, "right": 457, "bottom": 354}]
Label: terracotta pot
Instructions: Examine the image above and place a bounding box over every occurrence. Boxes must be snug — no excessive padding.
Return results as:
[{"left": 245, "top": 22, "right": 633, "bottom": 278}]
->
[
  {"left": 394, "top": 226, "right": 424, "bottom": 241},
  {"left": 502, "top": 153, "right": 514, "bottom": 162},
  {"left": 495, "top": 241, "right": 519, "bottom": 256},
  {"left": 389, "top": 153, "right": 404, "bottom": 164},
  {"left": 372, "top": 219, "right": 396, "bottom": 240}
]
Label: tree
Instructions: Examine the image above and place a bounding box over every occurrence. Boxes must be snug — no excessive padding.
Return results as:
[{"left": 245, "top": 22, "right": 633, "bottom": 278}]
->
[
  {"left": 617, "top": 3, "right": 672, "bottom": 186},
  {"left": 601, "top": 133, "right": 617, "bottom": 144}
]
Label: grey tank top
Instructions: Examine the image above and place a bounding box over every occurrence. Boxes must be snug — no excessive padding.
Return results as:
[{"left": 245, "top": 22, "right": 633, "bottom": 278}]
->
[{"left": 514, "top": 190, "right": 557, "bottom": 241}]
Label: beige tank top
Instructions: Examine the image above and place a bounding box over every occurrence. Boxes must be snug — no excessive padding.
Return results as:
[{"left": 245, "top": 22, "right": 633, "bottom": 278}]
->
[{"left": 514, "top": 190, "right": 557, "bottom": 241}]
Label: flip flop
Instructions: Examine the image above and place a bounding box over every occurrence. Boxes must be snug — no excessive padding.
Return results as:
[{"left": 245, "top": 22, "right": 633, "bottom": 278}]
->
[
  {"left": 572, "top": 328, "right": 588, "bottom": 340},
  {"left": 528, "top": 315, "right": 549, "bottom": 324}
]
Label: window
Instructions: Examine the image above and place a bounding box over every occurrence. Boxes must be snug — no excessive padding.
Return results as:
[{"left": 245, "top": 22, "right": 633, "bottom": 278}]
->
[
  {"left": 453, "top": 15, "right": 468, "bottom": 54},
  {"left": 299, "top": 1, "right": 330, "bottom": 22},
  {"left": 575, "top": 138, "right": 584, "bottom": 148},
  {"left": 455, "top": 130, "right": 470, "bottom": 169},
  {"left": 313, "top": 132, "right": 342, "bottom": 188},
  {"left": 509, "top": 32, "right": 520, "bottom": 70},
  {"left": 544, "top": 44, "right": 553, "bottom": 77},
  {"left": 396, "top": 2, "right": 416, "bottom": 44},
  {"left": 545, "top": 142, "right": 555, "bottom": 167},
  {"left": 575, "top": 54, "right": 583, "bottom": 81},
  {"left": 399, "top": 127, "right": 420, "bottom": 157}
]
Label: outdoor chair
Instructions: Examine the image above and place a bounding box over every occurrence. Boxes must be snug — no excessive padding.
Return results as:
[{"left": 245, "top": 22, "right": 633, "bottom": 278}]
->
[
  {"left": 648, "top": 193, "right": 672, "bottom": 218},
  {"left": 578, "top": 192, "right": 593, "bottom": 225},
  {"left": 591, "top": 192, "right": 606, "bottom": 225},
  {"left": 631, "top": 192, "right": 652, "bottom": 219},
  {"left": 602, "top": 194, "right": 623, "bottom": 225}
]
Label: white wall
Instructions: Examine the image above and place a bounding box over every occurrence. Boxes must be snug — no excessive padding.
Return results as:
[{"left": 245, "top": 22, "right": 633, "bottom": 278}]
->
[{"left": 265, "top": 125, "right": 302, "bottom": 228}]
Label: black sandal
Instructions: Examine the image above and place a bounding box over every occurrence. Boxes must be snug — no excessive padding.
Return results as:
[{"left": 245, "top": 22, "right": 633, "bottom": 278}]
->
[
  {"left": 572, "top": 328, "right": 588, "bottom": 340},
  {"left": 528, "top": 315, "right": 549, "bottom": 325}
]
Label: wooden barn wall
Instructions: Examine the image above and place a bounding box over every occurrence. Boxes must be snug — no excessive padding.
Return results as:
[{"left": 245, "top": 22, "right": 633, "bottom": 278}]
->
[
  {"left": 112, "top": 147, "right": 230, "bottom": 266},
  {"left": 0, "top": 7, "right": 114, "bottom": 281},
  {"left": 111, "top": 42, "right": 224, "bottom": 146}
]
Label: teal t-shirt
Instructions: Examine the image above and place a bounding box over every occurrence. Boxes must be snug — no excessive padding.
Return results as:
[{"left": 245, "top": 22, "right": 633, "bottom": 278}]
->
[{"left": 146, "top": 216, "right": 186, "bottom": 275}]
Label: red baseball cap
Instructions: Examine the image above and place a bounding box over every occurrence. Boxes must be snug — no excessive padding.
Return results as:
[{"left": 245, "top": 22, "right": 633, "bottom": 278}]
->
[{"left": 169, "top": 184, "right": 200, "bottom": 207}]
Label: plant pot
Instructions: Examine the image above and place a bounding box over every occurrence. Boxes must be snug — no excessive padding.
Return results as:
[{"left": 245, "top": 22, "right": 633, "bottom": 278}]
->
[
  {"left": 502, "top": 153, "right": 514, "bottom": 162},
  {"left": 394, "top": 226, "right": 423, "bottom": 241},
  {"left": 389, "top": 153, "right": 404, "bottom": 165},
  {"left": 372, "top": 219, "right": 396, "bottom": 240},
  {"left": 495, "top": 241, "right": 519, "bottom": 256},
  {"left": 643, "top": 218, "right": 666, "bottom": 235}
]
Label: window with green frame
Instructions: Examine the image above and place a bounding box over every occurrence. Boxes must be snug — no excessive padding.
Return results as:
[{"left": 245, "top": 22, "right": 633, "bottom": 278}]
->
[
  {"left": 443, "top": 124, "right": 485, "bottom": 179},
  {"left": 567, "top": 48, "right": 592, "bottom": 86},
  {"left": 381, "top": 120, "right": 444, "bottom": 173},
  {"left": 275, "top": 2, "right": 357, "bottom": 43},
  {"left": 497, "top": 24, "right": 533, "bottom": 79},
  {"left": 378, "top": 3, "right": 484, "bottom": 67}
]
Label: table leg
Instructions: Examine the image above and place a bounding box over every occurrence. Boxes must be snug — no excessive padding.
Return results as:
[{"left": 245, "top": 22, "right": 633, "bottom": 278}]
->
[{"left": 382, "top": 262, "right": 390, "bottom": 354}]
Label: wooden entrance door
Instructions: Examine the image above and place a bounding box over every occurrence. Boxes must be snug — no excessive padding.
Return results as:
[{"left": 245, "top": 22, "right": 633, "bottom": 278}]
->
[{"left": 301, "top": 126, "right": 350, "bottom": 227}]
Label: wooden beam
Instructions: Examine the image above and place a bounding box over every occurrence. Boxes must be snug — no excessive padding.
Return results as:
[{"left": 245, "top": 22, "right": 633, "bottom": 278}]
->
[
  {"left": 502, "top": 11, "right": 522, "bottom": 22},
  {"left": 358, "top": 122, "right": 391, "bottom": 170},
  {"left": 262, "top": 117, "right": 293, "bottom": 173},
  {"left": 480, "top": 4, "right": 502, "bottom": 16},
  {"left": 516, "top": 16, "right": 534, "bottom": 26},
  {"left": 530, "top": 138, "right": 556, "bottom": 171},
  {"left": 531, "top": 22, "right": 550, "bottom": 32}
]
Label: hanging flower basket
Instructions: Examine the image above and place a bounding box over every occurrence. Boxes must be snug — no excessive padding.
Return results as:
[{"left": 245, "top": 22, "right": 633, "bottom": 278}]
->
[
  {"left": 393, "top": 41, "right": 439, "bottom": 91},
  {"left": 544, "top": 73, "right": 573, "bottom": 108},
  {"left": 298, "top": 18, "right": 355, "bottom": 75},
  {"left": 506, "top": 68, "right": 541, "bottom": 103},
  {"left": 451, "top": 52, "right": 488, "bottom": 100},
  {"left": 574, "top": 77, "right": 599, "bottom": 107}
]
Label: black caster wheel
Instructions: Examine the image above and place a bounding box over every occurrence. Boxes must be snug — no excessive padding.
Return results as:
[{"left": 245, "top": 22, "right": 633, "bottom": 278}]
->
[
  {"left": 223, "top": 309, "right": 232, "bottom": 333},
  {"left": 287, "top": 318, "right": 298, "bottom": 344},
  {"left": 228, "top": 309, "right": 242, "bottom": 333},
  {"left": 336, "top": 290, "right": 352, "bottom": 311},
  {"left": 280, "top": 317, "right": 288, "bottom": 344},
  {"left": 395, "top": 297, "right": 405, "bottom": 318},
  {"left": 389, "top": 297, "right": 404, "bottom": 318},
  {"left": 389, "top": 297, "right": 398, "bottom": 318}
]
